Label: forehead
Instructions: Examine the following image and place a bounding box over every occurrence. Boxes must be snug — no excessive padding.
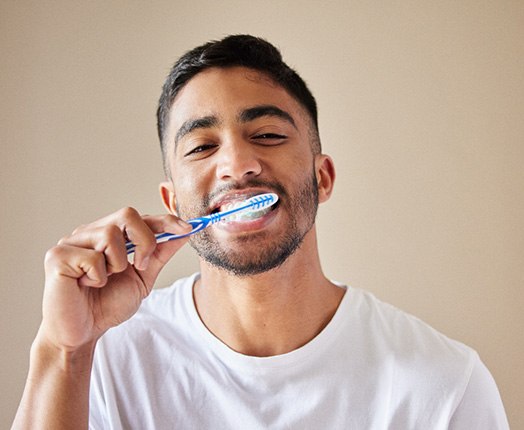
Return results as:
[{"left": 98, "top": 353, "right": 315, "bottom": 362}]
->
[{"left": 166, "top": 67, "right": 310, "bottom": 137}]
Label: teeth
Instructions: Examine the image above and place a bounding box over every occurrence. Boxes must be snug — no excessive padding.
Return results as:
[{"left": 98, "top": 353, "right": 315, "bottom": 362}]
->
[
  {"left": 219, "top": 200, "right": 272, "bottom": 223},
  {"left": 228, "top": 206, "right": 271, "bottom": 222}
]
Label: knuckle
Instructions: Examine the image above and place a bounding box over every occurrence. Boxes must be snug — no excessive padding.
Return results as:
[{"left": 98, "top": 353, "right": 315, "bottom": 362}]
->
[
  {"left": 101, "top": 224, "right": 123, "bottom": 243},
  {"left": 79, "top": 249, "right": 105, "bottom": 271},
  {"left": 119, "top": 206, "right": 139, "bottom": 221},
  {"left": 71, "top": 224, "right": 86, "bottom": 235},
  {"left": 43, "top": 246, "right": 73, "bottom": 275},
  {"left": 90, "top": 250, "right": 106, "bottom": 267},
  {"left": 44, "top": 246, "right": 63, "bottom": 264},
  {"left": 56, "top": 235, "right": 69, "bottom": 246}
]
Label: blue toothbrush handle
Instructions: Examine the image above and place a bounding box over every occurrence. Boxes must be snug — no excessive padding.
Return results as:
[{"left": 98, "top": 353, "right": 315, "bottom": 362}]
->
[
  {"left": 125, "top": 217, "right": 210, "bottom": 255},
  {"left": 125, "top": 192, "right": 278, "bottom": 255}
]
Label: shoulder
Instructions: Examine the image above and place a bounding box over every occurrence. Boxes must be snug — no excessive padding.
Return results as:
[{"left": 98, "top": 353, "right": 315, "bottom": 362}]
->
[
  {"left": 348, "top": 286, "right": 475, "bottom": 363},
  {"left": 449, "top": 356, "right": 509, "bottom": 428},
  {"left": 345, "top": 287, "right": 478, "bottom": 398},
  {"left": 342, "top": 287, "right": 508, "bottom": 424}
]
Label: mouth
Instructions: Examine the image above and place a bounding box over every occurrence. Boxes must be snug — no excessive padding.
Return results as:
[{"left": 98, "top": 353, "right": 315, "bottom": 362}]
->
[{"left": 210, "top": 192, "right": 280, "bottom": 223}]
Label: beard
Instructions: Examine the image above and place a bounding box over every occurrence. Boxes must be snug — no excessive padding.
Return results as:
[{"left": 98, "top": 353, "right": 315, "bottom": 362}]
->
[{"left": 177, "top": 171, "right": 319, "bottom": 277}]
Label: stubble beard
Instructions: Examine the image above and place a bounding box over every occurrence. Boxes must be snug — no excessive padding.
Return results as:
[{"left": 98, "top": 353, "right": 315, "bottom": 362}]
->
[{"left": 183, "top": 173, "right": 319, "bottom": 277}]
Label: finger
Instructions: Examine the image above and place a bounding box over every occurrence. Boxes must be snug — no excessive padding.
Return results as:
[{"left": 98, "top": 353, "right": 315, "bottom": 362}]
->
[
  {"left": 71, "top": 207, "right": 143, "bottom": 233},
  {"left": 127, "top": 214, "right": 192, "bottom": 270},
  {"left": 58, "top": 225, "right": 128, "bottom": 275},
  {"left": 73, "top": 210, "right": 192, "bottom": 237},
  {"left": 136, "top": 234, "right": 191, "bottom": 287},
  {"left": 45, "top": 245, "right": 108, "bottom": 288},
  {"left": 121, "top": 217, "right": 157, "bottom": 272},
  {"left": 69, "top": 209, "right": 192, "bottom": 272},
  {"left": 142, "top": 214, "right": 193, "bottom": 235},
  {"left": 139, "top": 214, "right": 192, "bottom": 269},
  {"left": 71, "top": 207, "right": 156, "bottom": 271}
]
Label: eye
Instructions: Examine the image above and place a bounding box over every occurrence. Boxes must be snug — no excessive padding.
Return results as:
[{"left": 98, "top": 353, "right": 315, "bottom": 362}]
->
[
  {"left": 184, "top": 143, "right": 218, "bottom": 157},
  {"left": 252, "top": 133, "right": 287, "bottom": 143}
]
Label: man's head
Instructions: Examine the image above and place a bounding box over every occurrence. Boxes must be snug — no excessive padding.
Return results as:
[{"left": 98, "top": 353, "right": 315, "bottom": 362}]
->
[
  {"left": 158, "top": 36, "right": 335, "bottom": 277},
  {"left": 157, "top": 34, "right": 320, "bottom": 177}
]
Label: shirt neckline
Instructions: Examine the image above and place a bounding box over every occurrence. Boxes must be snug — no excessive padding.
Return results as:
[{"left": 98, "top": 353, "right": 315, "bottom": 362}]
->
[{"left": 183, "top": 272, "right": 352, "bottom": 374}]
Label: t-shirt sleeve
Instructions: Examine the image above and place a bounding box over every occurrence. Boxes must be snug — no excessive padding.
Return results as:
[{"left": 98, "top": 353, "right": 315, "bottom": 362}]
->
[{"left": 449, "top": 354, "right": 509, "bottom": 429}]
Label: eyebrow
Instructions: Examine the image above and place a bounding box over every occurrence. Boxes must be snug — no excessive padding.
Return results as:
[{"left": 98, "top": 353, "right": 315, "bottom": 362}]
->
[
  {"left": 238, "top": 105, "right": 297, "bottom": 129},
  {"left": 174, "top": 115, "right": 220, "bottom": 147}
]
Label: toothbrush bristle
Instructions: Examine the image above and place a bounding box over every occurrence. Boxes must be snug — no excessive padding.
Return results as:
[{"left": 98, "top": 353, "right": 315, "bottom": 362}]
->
[{"left": 216, "top": 193, "right": 278, "bottom": 223}]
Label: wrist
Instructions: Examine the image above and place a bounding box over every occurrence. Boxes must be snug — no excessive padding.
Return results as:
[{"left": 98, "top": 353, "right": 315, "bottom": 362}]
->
[{"left": 30, "top": 328, "right": 98, "bottom": 376}]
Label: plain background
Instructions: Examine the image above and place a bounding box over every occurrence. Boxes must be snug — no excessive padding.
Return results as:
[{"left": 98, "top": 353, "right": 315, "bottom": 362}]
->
[{"left": 1, "top": 1, "right": 522, "bottom": 428}]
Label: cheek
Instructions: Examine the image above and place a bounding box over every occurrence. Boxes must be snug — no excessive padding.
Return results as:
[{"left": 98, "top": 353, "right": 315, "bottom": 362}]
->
[
  {"left": 171, "top": 167, "right": 208, "bottom": 217},
  {"left": 283, "top": 155, "right": 314, "bottom": 184},
  {"left": 172, "top": 160, "right": 208, "bottom": 191}
]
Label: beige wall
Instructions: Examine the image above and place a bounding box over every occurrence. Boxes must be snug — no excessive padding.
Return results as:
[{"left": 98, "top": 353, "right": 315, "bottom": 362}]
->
[{"left": 1, "top": 1, "right": 522, "bottom": 427}]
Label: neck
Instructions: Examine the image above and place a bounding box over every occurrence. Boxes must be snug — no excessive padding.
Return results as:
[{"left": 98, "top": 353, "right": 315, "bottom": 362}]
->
[{"left": 194, "top": 229, "right": 345, "bottom": 357}]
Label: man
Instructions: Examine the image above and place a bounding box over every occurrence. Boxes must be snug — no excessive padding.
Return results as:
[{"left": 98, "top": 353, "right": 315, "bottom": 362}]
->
[{"left": 13, "top": 35, "right": 508, "bottom": 429}]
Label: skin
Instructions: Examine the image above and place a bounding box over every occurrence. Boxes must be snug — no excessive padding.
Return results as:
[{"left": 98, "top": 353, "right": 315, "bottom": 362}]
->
[
  {"left": 13, "top": 66, "right": 343, "bottom": 428},
  {"left": 160, "top": 67, "right": 343, "bottom": 356}
]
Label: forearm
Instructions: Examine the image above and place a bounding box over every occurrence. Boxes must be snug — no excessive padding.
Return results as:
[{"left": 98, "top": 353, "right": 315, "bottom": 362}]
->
[
  {"left": 12, "top": 333, "right": 96, "bottom": 430},
  {"left": 12, "top": 210, "right": 188, "bottom": 429}
]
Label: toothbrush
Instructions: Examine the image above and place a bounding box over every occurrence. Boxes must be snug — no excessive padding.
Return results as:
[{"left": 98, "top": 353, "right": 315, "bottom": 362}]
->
[{"left": 126, "top": 192, "right": 279, "bottom": 254}]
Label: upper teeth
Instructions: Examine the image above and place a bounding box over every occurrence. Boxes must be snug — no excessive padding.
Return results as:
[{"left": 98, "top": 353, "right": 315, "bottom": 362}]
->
[
  {"left": 219, "top": 201, "right": 244, "bottom": 212},
  {"left": 219, "top": 200, "right": 272, "bottom": 222}
]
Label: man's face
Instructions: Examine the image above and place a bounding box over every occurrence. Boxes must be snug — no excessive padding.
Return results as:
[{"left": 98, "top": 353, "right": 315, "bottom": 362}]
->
[{"left": 162, "top": 66, "right": 323, "bottom": 276}]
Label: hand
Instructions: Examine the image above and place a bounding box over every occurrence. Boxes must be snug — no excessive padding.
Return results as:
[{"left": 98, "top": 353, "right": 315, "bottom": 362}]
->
[{"left": 39, "top": 207, "right": 191, "bottom": 352}]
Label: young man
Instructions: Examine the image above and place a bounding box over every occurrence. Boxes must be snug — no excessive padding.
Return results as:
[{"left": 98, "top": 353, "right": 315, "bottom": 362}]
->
[{"left": 13, "top": 35, "right": 508, "bottom": 429}]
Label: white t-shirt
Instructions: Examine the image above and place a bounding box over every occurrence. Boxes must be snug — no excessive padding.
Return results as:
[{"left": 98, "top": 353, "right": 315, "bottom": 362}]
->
[{"left": 89, "top": 273, "right": 508, "bottom": 429}]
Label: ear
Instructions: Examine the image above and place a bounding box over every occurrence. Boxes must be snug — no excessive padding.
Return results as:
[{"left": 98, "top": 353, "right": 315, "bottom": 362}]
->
[
  {"left": 159, "top": 181, "right": 177, "bottom": 215},
  {"left": 314, "top": 154, "right": 336, "bottom": 203}
]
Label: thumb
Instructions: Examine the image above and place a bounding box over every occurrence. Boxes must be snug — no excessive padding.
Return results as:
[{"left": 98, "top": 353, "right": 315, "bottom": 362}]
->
[{"left": 136, "top": 235, "right": 190, "bottom": 287}]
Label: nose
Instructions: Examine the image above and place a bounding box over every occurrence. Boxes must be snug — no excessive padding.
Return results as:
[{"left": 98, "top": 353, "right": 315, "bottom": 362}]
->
[{"left": 215, "top": 139, "right": 262, "bottom": 181}]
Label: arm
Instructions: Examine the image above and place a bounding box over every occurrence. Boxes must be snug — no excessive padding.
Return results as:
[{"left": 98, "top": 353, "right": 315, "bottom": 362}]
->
[
  {"left": 13, "top": 335, "right": 96, "bottom": 429},
  {"left": 12, "top": 208, "right": 191, "bottom": 430}
]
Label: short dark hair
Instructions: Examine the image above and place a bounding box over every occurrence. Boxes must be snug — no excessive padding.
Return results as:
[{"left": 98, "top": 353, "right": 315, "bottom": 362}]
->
[{"left": 157, "top": 35, "right": 320, "bottom": 174}]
